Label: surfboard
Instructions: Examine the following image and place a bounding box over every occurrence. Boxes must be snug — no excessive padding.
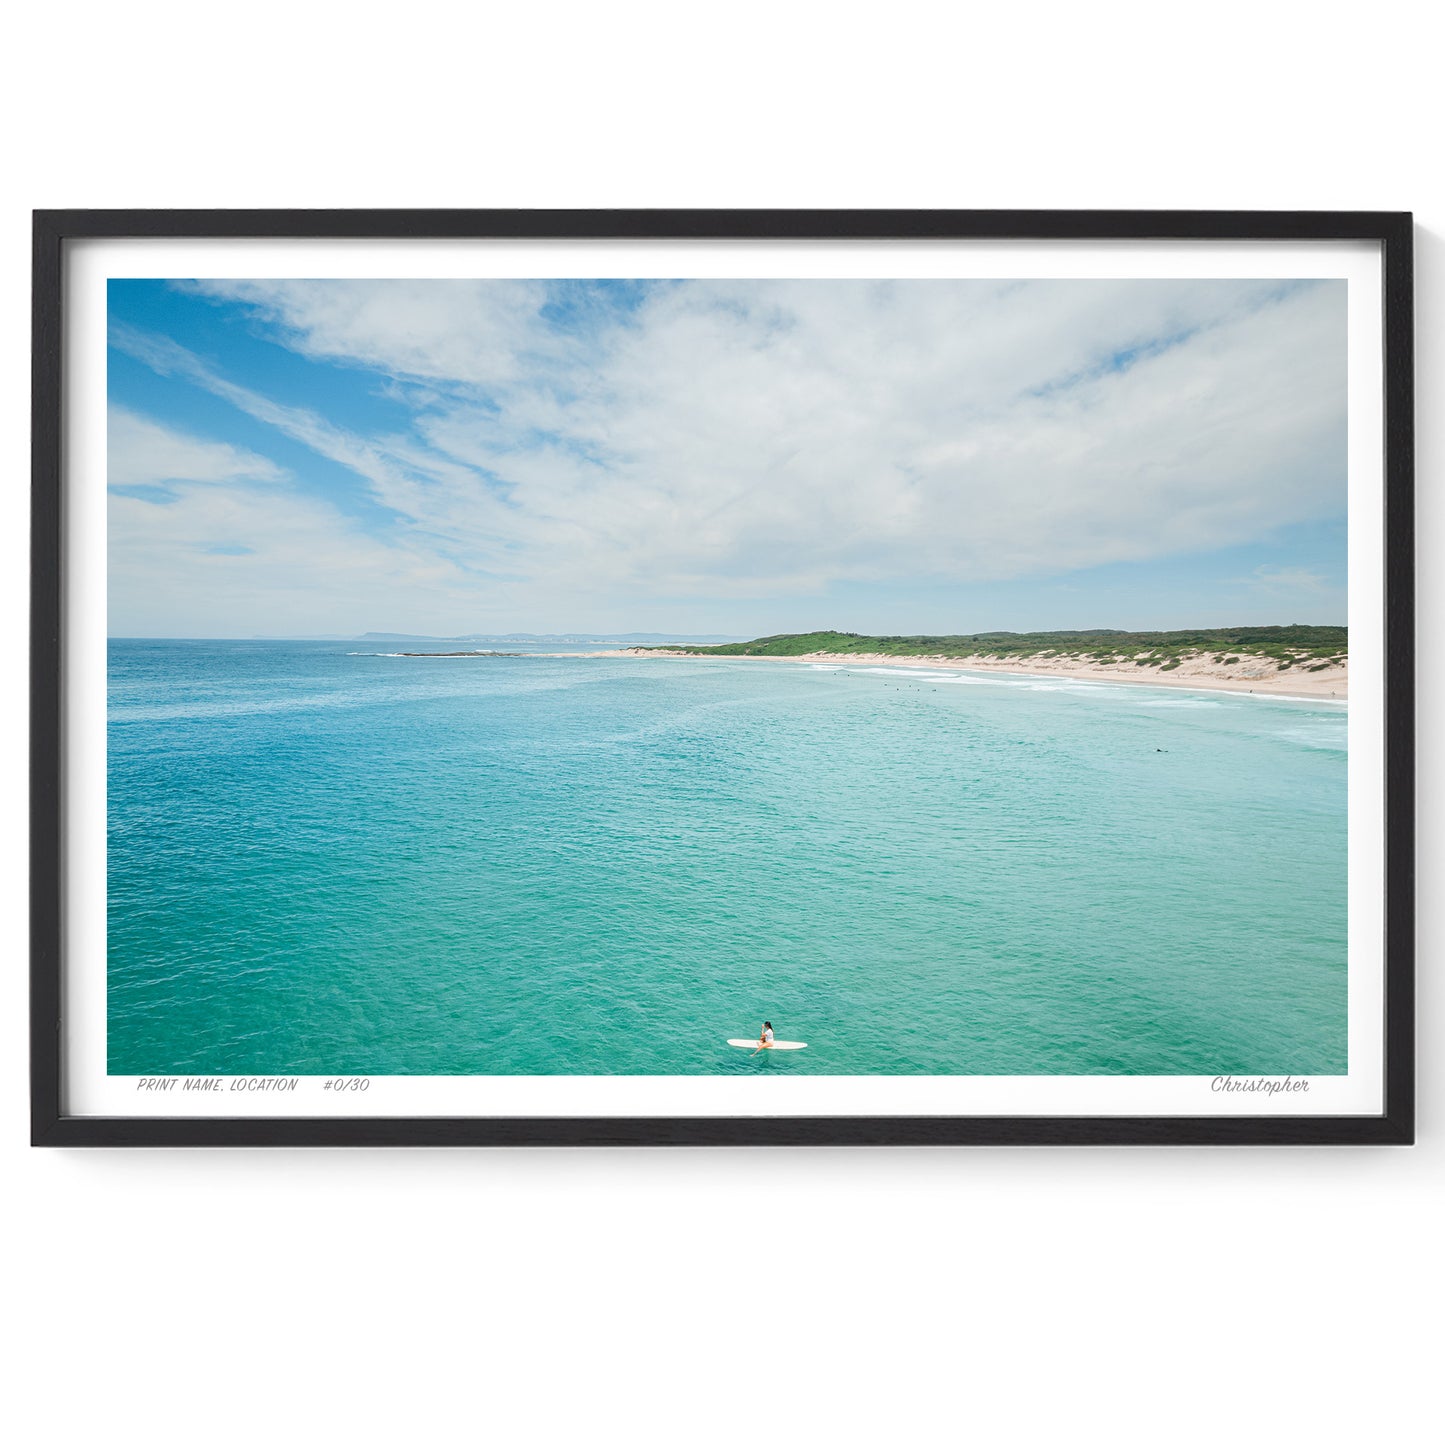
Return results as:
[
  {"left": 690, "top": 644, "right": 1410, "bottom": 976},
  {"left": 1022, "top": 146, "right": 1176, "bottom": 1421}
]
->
[{"left": 727, "top": 1039, "right": 807, "bottom": 1050}]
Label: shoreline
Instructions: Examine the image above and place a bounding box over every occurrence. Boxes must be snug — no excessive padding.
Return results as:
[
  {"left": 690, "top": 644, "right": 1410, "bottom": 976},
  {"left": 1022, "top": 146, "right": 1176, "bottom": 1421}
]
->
[{"left": 536, "top": 648, "right": 1347, "bottom": 701}]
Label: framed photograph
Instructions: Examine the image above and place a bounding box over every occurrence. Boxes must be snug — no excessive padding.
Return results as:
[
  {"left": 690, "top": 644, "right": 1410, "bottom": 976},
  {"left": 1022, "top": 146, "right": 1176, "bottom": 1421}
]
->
[{"left": 31, "top": 210, "right": 1413, "bottom": 1146}]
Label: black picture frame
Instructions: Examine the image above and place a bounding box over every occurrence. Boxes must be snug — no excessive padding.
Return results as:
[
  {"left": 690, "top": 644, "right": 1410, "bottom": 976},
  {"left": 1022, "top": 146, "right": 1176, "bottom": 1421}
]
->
[{"left": 31, "top": 209, "right": 1415, "bottom": 1146}]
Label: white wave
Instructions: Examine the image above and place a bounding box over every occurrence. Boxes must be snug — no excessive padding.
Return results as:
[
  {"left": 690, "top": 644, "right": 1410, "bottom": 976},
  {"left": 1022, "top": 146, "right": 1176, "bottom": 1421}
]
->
[
  {"left": 959, "top": 675, "right": 1097, "bottom": 692},
  {"left": 1274, "top": 727, "right": 1348, "bottom": 751},
  {"left": 855, "top": 667, "right": 991, "bottom": 683},
  {"left": 1133, "top": 698, "right": 1225, "bottom": 709}
]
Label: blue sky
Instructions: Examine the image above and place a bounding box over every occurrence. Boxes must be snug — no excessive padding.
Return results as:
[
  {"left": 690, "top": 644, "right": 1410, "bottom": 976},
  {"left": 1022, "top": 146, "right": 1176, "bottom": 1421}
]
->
[{"left": 107, "top": 277, "right": 1347, "bottom": 638}]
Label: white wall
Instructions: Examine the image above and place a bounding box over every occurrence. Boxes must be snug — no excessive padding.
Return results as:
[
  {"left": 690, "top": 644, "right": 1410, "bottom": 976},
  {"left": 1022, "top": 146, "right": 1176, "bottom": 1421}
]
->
[{"left": 4, "top": 4, "right": 1439, "bottom": 1440}]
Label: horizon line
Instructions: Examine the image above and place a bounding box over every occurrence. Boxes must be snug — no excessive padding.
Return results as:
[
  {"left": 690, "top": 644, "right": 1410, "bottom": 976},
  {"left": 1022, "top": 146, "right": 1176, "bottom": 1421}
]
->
[{"left": 105, "top": 621, "right": 1349, "bottom": 642}]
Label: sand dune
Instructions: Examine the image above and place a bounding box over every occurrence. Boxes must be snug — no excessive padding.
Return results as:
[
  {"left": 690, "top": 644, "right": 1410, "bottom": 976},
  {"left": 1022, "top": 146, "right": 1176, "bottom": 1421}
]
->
[{"left": 561, "top": 648, "right": 1347, "bottom": 699}]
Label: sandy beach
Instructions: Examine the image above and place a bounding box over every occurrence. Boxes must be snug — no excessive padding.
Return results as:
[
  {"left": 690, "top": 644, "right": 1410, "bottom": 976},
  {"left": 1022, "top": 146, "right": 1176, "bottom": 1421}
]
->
[{"left": 548, "top": 648, "right": 1347, "bottom": 700}]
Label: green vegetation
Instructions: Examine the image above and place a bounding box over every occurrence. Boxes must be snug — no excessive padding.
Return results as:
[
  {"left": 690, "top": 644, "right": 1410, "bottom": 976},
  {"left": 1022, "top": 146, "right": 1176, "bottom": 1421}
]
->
[{"left": 651, "top": 626, "right": 1347, "bottom": 668}]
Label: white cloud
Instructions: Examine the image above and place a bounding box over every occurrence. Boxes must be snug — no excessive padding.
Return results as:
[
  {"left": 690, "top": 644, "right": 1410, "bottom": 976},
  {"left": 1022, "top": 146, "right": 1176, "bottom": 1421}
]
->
[
  {"left": 106, "top": 404, "right": 486, "bottom": 635},
  {"left": 115, "top": 278, "right": 1347, "bottom": 630},
  {"left": 109, "top": 479, "right": 480, "bottom": 637},
  {"left": 1241, "top": 564, "right": 1332, "bottom": 594},
  {"left": 108, "top": 405, "right": 283, "bottom": 487},
  {"left": 179, "top": 278, "right": 551, "bottom": 388}
]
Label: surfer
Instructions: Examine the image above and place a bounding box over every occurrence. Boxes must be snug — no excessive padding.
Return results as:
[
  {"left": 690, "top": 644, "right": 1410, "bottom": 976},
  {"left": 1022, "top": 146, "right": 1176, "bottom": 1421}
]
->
[{"left": 728, "top": 1030, "right": 804, "bottom": 1054}]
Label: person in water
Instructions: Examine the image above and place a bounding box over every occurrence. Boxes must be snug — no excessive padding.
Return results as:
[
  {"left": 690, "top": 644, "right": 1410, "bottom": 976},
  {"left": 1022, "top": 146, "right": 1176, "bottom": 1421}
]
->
[{"left": 758, "top": 1021, "right": 775, "bottom": 1049}]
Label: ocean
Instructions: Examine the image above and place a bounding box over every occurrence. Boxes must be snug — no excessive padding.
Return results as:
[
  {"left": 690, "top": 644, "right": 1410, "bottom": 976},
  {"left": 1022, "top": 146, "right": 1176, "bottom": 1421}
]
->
[{"left": 107, "top": 640, "right": 1348, "bottom": 1075}]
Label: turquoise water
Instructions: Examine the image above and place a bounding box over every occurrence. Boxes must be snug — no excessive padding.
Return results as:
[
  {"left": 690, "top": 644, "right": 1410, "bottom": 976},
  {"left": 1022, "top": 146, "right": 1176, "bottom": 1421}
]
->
[{"left": 107, "top": 641, "right": 1348, "bottom": 1075}]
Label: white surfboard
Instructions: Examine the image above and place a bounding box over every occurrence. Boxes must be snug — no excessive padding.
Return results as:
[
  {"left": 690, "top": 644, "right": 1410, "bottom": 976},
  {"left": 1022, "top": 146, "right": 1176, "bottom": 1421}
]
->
[{"left": 727, "top": 1038, "right": 807, "bottom": 1050}]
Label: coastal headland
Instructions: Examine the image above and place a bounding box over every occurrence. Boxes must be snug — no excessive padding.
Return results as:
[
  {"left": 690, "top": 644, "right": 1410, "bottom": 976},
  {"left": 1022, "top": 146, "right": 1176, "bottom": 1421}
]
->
[{"left": 547, "top": 627, "right": 1348, "bottom": 699}]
